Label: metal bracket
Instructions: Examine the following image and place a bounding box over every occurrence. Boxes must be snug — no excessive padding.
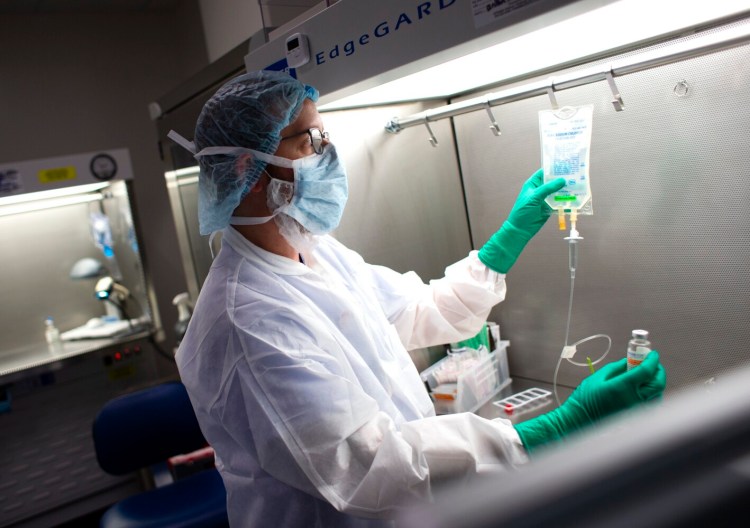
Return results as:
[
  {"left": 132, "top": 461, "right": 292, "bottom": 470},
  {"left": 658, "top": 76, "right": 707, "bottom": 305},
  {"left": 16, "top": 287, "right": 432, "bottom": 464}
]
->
[
  {"left": 423, "top": 118, "right": 438, "bottom": 147},
  {"left": 605, "top": 70, "right": 625, "bottom": 111},
  {"left": 485, "top": 102, "right": 501, "bottom": 136},
  {"left": 547, "top": 79, "right": 559, "bottom": 110},
  {"left": 384, "top": 118, "right": 401, "bottom": 134}
]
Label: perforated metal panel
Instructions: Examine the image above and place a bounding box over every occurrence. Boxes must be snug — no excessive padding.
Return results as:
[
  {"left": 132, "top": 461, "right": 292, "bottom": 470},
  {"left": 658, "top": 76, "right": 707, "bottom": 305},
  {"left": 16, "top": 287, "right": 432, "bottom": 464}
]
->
[{"left": 454, "top": 20, "right": 750, "bottom": 392}]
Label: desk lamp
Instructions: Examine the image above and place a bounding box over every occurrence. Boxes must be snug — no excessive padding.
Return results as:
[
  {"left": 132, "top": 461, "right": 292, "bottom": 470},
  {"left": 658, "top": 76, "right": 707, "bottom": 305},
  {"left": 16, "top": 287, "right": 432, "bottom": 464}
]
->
[{"left": 70, "top": 258, "right": 126, "bottom": 320}]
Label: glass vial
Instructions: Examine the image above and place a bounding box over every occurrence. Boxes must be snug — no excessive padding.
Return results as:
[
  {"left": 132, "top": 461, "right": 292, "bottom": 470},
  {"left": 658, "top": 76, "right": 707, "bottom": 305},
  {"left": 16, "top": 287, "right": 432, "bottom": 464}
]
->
[
  {"left": 44, "top": 316, "right": 63, "bottom": 353},
  {"left": 627, "top": 329, "right": 651, "bottom": 370}
]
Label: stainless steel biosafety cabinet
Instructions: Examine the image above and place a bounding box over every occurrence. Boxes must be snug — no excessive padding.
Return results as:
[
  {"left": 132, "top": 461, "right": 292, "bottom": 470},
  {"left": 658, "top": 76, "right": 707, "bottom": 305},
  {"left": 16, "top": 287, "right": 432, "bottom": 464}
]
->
[
  {"left": 0, "top": 149, "right": 166, "bottom": 527},
  {"left": 156, "top": 0, "right": 750, "bottom": 525}
]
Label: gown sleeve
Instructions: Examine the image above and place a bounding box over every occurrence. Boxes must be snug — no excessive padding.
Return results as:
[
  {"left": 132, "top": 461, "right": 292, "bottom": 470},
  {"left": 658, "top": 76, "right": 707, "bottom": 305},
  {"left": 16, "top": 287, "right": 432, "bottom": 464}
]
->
[{"left": 364, "top": 250, "right": 507, "bottom": 350}]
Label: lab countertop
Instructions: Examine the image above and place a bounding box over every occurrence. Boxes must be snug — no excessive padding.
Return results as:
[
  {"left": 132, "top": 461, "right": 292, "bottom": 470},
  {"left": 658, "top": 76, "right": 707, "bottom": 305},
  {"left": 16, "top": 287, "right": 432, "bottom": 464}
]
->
[{"left": 0, "top": 328, "right": 152, "bottom": 384}]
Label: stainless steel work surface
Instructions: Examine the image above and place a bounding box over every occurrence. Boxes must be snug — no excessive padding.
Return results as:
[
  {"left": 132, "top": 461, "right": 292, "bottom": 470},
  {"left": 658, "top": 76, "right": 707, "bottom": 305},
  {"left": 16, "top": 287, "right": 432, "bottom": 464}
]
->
[{"left": 0, "top": 330, "right": 151, "bottom": 384}]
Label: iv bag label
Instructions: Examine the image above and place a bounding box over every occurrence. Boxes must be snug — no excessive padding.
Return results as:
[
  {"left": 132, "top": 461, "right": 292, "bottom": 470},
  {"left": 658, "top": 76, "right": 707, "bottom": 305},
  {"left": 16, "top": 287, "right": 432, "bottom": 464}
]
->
[
  {"left": 38, "top": 166, "right": 76, "bottom": 184},
  {"left": 472, "top": 0, "right": 545, "bottom": 29}
]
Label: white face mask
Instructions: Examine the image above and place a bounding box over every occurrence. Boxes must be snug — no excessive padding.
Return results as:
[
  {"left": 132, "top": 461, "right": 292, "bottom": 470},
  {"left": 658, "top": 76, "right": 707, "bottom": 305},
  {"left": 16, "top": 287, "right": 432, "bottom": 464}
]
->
[
  {"left": 233, "top": 173, "right": 318, "bottom": 253},
  {"left": 236, "top": 144, "right": 348, "bottom": 235},
  {"left": 195, "top": 144, "right": 349, "bottom": 235}
]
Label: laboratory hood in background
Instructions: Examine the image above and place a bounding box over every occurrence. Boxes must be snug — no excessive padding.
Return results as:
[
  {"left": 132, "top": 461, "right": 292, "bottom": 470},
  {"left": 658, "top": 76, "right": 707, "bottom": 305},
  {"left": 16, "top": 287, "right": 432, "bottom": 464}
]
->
[
  {"left": 0, "top": 148, "right": 173, "bottom": 527},
  {"left": 0, "top": 149, "right": 160, "bottom": 379}
]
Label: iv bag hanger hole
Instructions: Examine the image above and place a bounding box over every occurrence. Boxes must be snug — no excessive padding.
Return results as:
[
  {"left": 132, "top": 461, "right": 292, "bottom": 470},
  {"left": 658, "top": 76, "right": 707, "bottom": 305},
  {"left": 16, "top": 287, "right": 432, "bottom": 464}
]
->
[{"left": 554, "top": 106, "right": 580, "bottom": 120}]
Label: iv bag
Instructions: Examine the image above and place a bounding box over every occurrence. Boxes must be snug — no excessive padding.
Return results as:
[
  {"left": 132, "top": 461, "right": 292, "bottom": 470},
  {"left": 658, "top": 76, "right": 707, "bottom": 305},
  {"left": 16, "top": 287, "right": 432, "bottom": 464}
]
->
[
  {"left": 89, "top": 211, "right": 123, "bottom": 280},
  {"left": 539, "top": 104, "right": 594, "bottom": 214},
  {"left": 90, "top": 211, "right": 114, "bottom": 257}
]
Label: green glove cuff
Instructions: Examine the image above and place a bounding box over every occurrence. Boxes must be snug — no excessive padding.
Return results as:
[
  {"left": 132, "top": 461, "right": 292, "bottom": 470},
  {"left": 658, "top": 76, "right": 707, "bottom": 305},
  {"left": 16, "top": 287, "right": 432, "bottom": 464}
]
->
[
  {"left": 454, "top": 323, "right": 490, "bottom": 351},
  {"left": 513, "top": 404, "right": 585, "bottom": 454},
  {"left": 478, "top": 221, "right": 530, "bottom": 274}
]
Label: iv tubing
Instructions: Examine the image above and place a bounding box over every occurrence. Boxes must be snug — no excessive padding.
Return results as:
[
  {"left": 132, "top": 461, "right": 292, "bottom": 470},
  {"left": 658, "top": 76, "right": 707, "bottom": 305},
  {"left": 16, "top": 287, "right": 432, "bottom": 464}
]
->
[{"left": 552, "top": 217, "right": 612, "bottom": 406}]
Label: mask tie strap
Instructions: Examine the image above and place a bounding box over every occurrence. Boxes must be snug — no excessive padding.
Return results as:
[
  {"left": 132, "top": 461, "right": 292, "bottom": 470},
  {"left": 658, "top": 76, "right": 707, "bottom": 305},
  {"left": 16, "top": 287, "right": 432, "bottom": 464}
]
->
[
  {"left": 229, "top": 211, "right": 279, "bottom": 226},
  {"left": 230, "top": 169, "right": 288, "bottom": 227},
  {"left": 167, "top": 130, "right": 197, "bottom": 155},
  {"left": 194, "top": 146, "right": 294, "bottom": 169}
]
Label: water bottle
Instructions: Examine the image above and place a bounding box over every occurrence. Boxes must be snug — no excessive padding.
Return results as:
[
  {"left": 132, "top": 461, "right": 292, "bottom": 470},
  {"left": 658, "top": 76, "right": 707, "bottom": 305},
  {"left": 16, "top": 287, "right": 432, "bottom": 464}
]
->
[
  {"left": 626, "top": 329, "right": 651, "bottom": 370},
  {"left": 44, "top": 316, "right": 63, "bottom": 353}
]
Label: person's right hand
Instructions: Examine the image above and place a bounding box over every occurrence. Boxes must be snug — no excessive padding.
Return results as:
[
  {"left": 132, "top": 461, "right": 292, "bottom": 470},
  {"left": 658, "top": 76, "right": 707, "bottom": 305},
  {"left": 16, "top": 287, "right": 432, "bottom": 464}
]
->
[{"left": 514, "top": 351, "right": 667, "bottom": 453}]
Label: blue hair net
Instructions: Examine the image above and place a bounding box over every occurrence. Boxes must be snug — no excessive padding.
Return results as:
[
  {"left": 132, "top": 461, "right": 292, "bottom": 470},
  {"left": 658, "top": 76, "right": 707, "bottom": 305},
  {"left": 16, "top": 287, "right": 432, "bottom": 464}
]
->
[{"left": 193, "top": 70, "right": 318, "bottom": 235}]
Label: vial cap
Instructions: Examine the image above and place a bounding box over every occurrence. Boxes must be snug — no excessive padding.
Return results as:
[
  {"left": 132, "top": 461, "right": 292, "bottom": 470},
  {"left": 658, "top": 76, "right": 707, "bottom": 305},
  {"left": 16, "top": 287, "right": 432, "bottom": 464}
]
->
[{"left": 632, "top": 329, "right": 649, "bottom": 339}]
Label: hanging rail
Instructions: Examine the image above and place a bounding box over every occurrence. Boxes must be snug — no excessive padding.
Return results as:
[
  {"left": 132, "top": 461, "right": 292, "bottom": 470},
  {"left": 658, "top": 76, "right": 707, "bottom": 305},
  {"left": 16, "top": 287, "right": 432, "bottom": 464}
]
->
[{"left": 384, "top": 21, "right": 750, "bottom": 140}]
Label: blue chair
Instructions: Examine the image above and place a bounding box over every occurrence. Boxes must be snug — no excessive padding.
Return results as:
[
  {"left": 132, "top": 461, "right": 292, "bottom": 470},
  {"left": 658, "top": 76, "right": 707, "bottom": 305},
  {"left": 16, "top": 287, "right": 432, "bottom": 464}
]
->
[{"left": 92, "top": 381, "right": 228, "bottom": 528}]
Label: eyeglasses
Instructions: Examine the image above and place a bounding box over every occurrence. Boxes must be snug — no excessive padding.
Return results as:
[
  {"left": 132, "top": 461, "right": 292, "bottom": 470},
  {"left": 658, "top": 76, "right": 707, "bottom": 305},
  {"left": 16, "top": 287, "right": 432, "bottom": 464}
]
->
[{"left": 280, "top": 127, "right": 330, "bottom": 155}]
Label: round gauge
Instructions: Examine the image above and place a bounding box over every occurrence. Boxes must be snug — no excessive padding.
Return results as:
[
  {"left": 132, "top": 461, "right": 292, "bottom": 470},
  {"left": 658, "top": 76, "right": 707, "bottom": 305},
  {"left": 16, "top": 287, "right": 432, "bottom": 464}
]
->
[{"left": 90, "top": 153, "right": 118, "bottom": 181}]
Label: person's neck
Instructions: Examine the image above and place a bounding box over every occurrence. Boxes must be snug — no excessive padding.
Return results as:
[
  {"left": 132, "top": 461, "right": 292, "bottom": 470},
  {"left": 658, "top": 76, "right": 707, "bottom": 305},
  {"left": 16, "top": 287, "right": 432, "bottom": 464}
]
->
[{"left": 232, "top": 223, "right": 299, "bottom": 261}]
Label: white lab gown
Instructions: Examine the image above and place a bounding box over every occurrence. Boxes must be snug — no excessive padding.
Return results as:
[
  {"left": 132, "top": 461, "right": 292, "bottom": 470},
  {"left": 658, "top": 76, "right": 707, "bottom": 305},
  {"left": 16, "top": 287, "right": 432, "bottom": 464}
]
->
[{"left": 177, "top": 227, "right": 528, "bottom": 528}]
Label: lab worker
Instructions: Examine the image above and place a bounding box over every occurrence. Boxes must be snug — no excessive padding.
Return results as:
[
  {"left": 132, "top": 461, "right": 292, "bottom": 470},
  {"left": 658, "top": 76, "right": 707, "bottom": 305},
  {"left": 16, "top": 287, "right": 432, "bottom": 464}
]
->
[{"left": 172, "top": 71, "right": 666, "bottom": 528}]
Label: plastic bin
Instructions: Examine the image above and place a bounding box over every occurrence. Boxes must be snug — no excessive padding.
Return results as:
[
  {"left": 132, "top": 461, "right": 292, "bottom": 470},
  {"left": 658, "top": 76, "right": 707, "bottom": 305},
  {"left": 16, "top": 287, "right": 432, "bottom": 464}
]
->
[{"left": 420, "top": 340, "right": 511, "bottom": 414}]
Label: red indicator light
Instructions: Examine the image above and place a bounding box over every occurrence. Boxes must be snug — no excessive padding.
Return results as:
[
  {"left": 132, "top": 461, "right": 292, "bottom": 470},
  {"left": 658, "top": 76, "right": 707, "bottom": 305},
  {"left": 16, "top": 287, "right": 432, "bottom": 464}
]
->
[{"left": 114, "top": 352, "right": 122, "bottom": 361}]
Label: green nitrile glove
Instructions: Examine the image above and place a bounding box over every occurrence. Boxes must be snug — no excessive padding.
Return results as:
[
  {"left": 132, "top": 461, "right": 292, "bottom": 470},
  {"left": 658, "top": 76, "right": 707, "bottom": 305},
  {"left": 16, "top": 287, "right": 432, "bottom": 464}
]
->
[
  {"left": 514, "top": 351, "right": 667, "bottom": 453},
  {"left": 478, "top": 169, "right": 566, "bottom": 273},
  {"left": 453, "top": 323, "right": 490, "bottom": 352}
]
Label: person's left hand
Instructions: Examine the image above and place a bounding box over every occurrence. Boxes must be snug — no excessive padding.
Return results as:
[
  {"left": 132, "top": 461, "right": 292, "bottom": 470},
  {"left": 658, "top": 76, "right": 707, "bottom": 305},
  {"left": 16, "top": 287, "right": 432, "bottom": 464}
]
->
[
  {"left": 514, "top": 351, "right": 667, "bottom": 453},
  {"left": 478, "top": 169, "right": 565, "bottom": 273}
]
